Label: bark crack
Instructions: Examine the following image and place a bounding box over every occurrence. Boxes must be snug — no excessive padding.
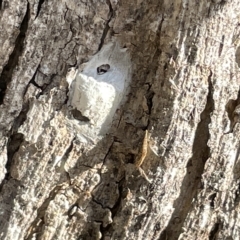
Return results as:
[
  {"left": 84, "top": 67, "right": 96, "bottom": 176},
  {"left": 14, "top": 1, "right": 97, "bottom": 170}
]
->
[
  {"left": 0, "top": 2, "right": 30, "bottom": 104},
  {"left": 56, "top": 138, "right": 75, "bottom": 184},
  {"left": 6, "top": 133, "right": 24, "bottom": 180},
  {"left": 209, "top": 220, "right": 223, "bottom": 240},
  {"left": 159, "top": 70, "right": 214, "bottom": 240},
  {"left": 145, "top": 88, "right": 154, "bottom": 115},
  {"left": 35, "top": 0, "right": 45, "bottom": 19},
  {"left": 5, "top": 91, "right": 32, "bottom": 181},
  {"left": 225, "top": 88, "right": 240, "bottom": 133},
  {"left": 98, "top": 0, "right": 113, "bottom": 52},
  {"left": 102, "top": 139, "right": 115, "bottom": 166},
  {"left": 26, "top": 64, "right": 43, "bottom": 95}
]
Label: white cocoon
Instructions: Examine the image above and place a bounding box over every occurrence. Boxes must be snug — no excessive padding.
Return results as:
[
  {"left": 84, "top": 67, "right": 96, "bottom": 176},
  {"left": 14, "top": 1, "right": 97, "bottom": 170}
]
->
[{"left": 68, "top": 42, "right": 131, "bottom": 138}]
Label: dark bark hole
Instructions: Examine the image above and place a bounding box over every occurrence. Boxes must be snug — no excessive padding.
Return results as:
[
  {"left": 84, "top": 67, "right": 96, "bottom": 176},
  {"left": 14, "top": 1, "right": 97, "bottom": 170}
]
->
[
  {"left": 0, "top": 0, "right": 2, "bottom": 10},
  {"left": 0, "top": 2, "right": 30, "bottom": 104},
  {"left": 126, "top": 153, "right": 135, "bottom": 164}
]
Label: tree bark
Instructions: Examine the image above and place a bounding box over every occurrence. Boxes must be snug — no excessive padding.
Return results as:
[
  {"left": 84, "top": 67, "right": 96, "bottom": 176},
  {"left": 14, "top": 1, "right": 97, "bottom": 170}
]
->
[{"left": 0, "top": 0, "right": 240, "bottom": 239}]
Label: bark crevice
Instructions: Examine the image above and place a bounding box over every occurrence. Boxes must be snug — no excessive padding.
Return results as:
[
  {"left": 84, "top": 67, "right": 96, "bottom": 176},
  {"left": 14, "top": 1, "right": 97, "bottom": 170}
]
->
[
  {"left": 35, "top": 0, "right": 45, "bottom": 19},
  {"left": 225, "top": 88, "right": 240, "bottom": 133},
  {"left": 6, "top": 133, "right": 24, "bottom": 179},
  {"left": 0, "top": 2, "right": 30, "bottom": 104},
  {"left": 28, "top": 67, "right": 43, "bottom": 92},
  {"left": 98, "top": 0, "right": 113, "bottom": 52},
  {"left": 209, "top": 220, "right": 223, "bottom": 240},
  {"left": 159, "top": 70, "right": 214, "bottom": 240}
]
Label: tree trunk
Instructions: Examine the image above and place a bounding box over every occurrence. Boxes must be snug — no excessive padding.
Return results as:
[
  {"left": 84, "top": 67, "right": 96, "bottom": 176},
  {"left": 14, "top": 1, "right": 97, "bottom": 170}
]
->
[{"left": 0, "top": 0, "right": 239, "bottom": 239}]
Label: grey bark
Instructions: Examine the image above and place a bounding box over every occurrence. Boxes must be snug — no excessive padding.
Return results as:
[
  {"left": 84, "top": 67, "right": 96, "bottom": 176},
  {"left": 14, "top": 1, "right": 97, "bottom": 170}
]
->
[{"left": 0, "top": 0, "right": 239, "bottom": 239}]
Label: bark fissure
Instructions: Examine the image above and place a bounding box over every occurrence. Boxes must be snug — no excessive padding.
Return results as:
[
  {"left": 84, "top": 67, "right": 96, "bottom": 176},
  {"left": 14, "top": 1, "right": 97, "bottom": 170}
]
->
[
  {"left": 102, "top": 139, "right": 115, "bottom": 166},
  {"left": 6, "top": 133, "right": 24, "bottom": 179},
  {"left": 29, "top": 79, "right": 43, "bottom": 92},
  {"left": 0, "top": 2, "right": 30, "bottom": 104},
  {"left": 28, "top": 70, "right": 43, "bottom": 92},
  {"left": 209, "top": 221, "right": 222, "bottom": 240},
  {"left": 159, "top": 70, "right": 214, "bottom": 240},
  {"left": 218, "top": 35, "right": 224, "bottom": 57},
  {"left": 11, "top": 103, "right": 29, "bottom": 133},
  {"left": 36, "top": 0, "right": 45, "bottom": 19},
  {"left": 59, "top": 138, "right": 75, "bottom": 183},
  {"left": 145, "top": 89, "right": 154, "bottom": 115},
  {"left": 60, "top": 24, "right": 74, "bottom": 51},
  {"left": 225, "top": 88, "right": 240, "bottom": 133},
  {"left": 98, "top": 0, "right": 113, "bottom": 51}
]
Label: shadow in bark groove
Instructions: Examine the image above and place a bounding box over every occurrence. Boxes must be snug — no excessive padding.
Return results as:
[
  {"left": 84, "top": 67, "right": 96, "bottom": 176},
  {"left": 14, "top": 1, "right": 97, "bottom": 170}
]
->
[
  {"left": 98, "top": 0, "right": 113, "bottom": 52},
  {"left": 225, "top": 88, "right": 240, "bottom": 133},
  {"left": 0, "top": 2, "right": 30, "bottom": 104},
  {"left": 36, "top": 0, "right": 45, "bottom": 19},
  {"left": 27, "top": 64, "right": 43, "bottom": 93},
  {"left": 159, "top": 71, "right": 214, "bottom": 240},
  {"left": 209, "top": 220, "right": 223, "bottom": 240},
  {"left": 6, "top": 133, "right": 24, "bottom": 179},
  {"left": 3, "top": 88, "right": 32, "bottom": 180},
  {"left": 0, "top": 3, "right": 30, "bottom": 238}
]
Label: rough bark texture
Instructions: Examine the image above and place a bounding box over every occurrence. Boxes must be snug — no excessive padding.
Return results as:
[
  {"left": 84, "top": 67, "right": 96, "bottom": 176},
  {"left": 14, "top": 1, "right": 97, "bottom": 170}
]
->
[{"left": 0, "top": 0, "right": 240, "bottom": 239}]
